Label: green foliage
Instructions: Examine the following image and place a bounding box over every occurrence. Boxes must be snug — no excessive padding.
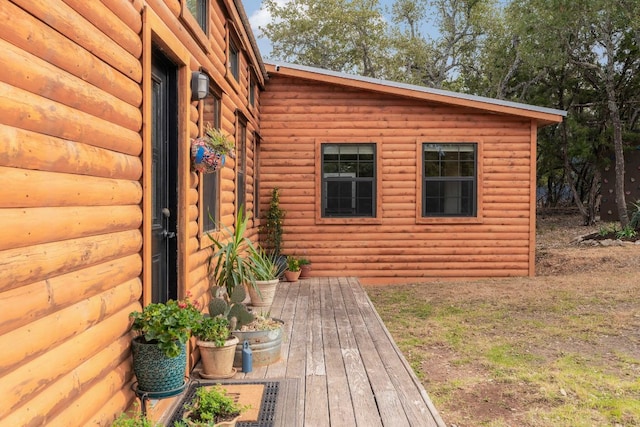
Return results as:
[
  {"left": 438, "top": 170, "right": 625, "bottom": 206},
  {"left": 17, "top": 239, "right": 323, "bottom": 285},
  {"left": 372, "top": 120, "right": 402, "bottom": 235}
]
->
[
  {"left": 130, "top": 297, "right": 203, "bottom": 358},
  {"left": 286, "top": 256, "right": 301, "bottom": 272},
  {"left": 616, "top": 225, "right": 637, "bottom": 239},
  {"left": 261, "top": 0, "right": 389, "bottom": 77},
  {"left": 207, "top": 286, "right": 255, "bottom": 331},
  {"left": 192, "top": 315, "right": 231, "bottom": 347},
  {"left": 201, "top": 124, "right": 235, "bottom": 157},
  {"left": 598, "top": 224, "right": 615, "bottom": 236},
  {"left": 177, "top": 385, "right": 248, "bottom": 426},
  {"left": 207, "top": 208, "right": 256, "bottom": 298},
  {"left": 263, "top": 187, "right": 285, "bottom": 256},
  {"left": 298, "top": 257, "right": 311, "bottom": 266},
  {"left": 112, "top": 406, "right": 160, "bottom": 427},
  {"left": 248, "top": 245, "right": 286, "bottom": 281}
]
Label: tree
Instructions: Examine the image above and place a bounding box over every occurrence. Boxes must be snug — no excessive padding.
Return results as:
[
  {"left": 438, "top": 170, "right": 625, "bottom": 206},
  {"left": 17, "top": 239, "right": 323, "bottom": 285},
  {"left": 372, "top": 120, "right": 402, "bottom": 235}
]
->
[
  {"left": 388, "top": 0, "right": 499, "bottom": 89},
  {"left": 260, "top": 0, "right": 390, "bottom": 77}
]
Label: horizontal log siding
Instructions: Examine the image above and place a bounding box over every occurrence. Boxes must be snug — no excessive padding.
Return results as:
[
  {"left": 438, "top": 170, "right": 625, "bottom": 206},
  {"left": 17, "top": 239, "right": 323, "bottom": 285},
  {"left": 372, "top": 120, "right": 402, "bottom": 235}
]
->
[
  {"left": 1, "top": 0, "right": 262, "bottom": 424},
  {"left": 0, "top": 0, "right": 141, "bottom": 425},
  {"left": 260, "top": 76, "right": 534, "bottom": 284}
]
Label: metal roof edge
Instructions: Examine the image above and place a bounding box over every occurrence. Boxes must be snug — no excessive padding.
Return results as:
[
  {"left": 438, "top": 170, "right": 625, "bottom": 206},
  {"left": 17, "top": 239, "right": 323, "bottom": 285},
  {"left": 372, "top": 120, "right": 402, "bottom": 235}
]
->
[{"left": 265, "top": 61, "right": 567, "bottom": 119}]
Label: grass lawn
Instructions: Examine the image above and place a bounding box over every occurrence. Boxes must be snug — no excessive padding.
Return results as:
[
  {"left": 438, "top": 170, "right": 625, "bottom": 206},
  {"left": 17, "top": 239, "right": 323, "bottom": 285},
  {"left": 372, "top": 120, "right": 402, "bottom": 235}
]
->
[{"left": 367, "top": 215, "right": 640, "bottom": 427}]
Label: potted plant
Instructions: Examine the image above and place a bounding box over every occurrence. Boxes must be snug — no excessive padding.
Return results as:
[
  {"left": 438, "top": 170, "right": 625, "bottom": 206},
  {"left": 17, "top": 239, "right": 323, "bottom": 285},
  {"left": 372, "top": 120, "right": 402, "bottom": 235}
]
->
[
  {"left": 207, "top": 209, "right": 257, "bottom": 299},
  {"left": 207, "top": 210, "right": 285, "bottom": 368},
  {"left": 176, "top": 385, "right": 247, "bottom": 427},
  {"left": 191, "top": 124, "right": 235, "bottom": 174},
  {"left": 263, "top": 187, "right": 286, "bottom": 274},
  {"left": 129, "top": 296, "right": 203, "bottom": 396},
  {"left": 246, "top": 245, "right": 287, "bottom": 308},
  {"left": 193, "top": 316, "right": 238, "bottom": 379},
  {"left": 284, "top": 256, "right": 301, "bottom": 283},
  {"left": 298, "top": 257, "right": 312, "bottom": 279}
]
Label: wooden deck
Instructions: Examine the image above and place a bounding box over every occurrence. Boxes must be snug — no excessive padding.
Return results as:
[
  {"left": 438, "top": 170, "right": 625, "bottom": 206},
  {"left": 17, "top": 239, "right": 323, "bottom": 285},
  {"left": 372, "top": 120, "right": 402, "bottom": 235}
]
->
[{"left": 227, "top": 276, "right": 446, "bottom": 427}]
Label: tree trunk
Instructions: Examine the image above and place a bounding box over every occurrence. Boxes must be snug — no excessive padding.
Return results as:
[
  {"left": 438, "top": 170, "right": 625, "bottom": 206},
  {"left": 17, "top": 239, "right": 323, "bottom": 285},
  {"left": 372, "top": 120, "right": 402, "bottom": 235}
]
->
[
  {"left": 604, "top": 42, "right": 629, "bottom": 227},
  {"left": 561, "top": 121, "right": 589, "bottom": 219}
]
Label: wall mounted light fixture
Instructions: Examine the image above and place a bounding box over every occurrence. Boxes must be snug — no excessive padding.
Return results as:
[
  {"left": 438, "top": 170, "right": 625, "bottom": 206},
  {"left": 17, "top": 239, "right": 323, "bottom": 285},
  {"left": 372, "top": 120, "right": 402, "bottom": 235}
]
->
[{"left": 191, "top": 71, "right": 209, "bottom": 101}]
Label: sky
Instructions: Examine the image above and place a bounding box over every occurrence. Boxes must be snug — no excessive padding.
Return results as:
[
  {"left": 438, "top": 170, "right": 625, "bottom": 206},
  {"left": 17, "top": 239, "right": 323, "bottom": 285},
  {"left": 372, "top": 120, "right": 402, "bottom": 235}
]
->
[{"left": 242, "top": 0, "right": 396, "bottom": 60}]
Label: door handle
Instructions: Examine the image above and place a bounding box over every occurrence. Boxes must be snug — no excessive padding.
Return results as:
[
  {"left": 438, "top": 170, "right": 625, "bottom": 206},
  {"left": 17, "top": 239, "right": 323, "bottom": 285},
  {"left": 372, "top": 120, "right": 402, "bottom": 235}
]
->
[{"left": 162, "top": 230, "right": 176, "bottom": 239}]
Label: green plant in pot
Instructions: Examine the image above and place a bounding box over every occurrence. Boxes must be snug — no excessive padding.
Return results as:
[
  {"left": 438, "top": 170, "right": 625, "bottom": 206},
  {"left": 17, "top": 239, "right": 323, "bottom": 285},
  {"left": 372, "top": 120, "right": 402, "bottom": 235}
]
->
[
  {"left": 191, "top": 124, "right": 236, "bottom": 174},
  {"left": 207, "top": 209, "right": 257, "bottom": 330},
  {"left": 284, "top": 256, "right": 301, "bottom": 283},
  {"left": 129, "top": 297, "right": 203, "bottom": 396},
  {"left": 298, "top": 257, "right": 312, "bottom": 279},
  {"left": 207, "top": 209, "right": 256, "bottom": 300},
  {"left": 264, "top": 187, "right": 285, "bottom": 257},
  {"left": 207, "top": 210, "right": 285, "bottom": 368},
  {"left": 193, "top": 315, "right": 238, "bottom": 379},
  {"left": 246, "top": 245, "right": 287, "bottom": 308},
  {"left": 175, "top": 385, "right": 248, "bottom": 427}
]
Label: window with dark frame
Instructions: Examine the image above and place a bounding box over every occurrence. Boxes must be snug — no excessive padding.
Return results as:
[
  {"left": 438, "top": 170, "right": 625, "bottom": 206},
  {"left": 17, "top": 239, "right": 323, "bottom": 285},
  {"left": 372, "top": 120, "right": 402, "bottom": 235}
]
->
[
  {"left": 185, "top": 0, "right": 207, "bottom": 33},
  {"left": 249, "top": 77, "right": 256, "bottom": 107},
  {"left": 422, "top": 143, "right": 477, "bottom": 217},
  {"left": 253, "top": 131, "right": 260, "bottom": 219},
  {"left": 229, "top": 38, "right": 239, "bottom": 81},
  {"left": 236, "top": 116, "right": 247, "bottom": 217},
  {"left": 201, "top": 85, "right": 221, "bottom": 234},
  {"left": 321, "top": 143, "right": 376, "bottom": 218}
]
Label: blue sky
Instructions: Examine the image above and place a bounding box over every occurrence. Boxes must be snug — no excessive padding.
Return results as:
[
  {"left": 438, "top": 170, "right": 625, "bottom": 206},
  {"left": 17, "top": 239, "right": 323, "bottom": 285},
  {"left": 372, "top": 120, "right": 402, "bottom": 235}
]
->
[{"left": 242, "top": 0, "right": 397, "bottom": 59}]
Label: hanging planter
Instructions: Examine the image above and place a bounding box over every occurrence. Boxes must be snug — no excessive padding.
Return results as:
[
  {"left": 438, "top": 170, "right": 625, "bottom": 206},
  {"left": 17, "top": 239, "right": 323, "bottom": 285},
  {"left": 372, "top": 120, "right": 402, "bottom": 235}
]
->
[{"left": 191, "top": 125, "right": 235, "bottom": 174}]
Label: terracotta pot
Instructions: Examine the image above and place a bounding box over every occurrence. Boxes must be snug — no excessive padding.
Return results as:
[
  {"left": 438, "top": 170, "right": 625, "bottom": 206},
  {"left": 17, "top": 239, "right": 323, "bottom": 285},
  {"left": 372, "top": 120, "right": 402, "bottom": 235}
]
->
[
  {"left": 182, "top": 411, "right": 240, "bottom": 427},
  {"left": 299, "top": 264, "right": 312, "bottom": 279},
  {"left": 248, "top": 279, "right": 279, "bottom": 307},
  {"left": 197, "top": 336, "right": 239, "bottom": 379},
  {"left": 284, "top": 269, "right": 301, "bottom": 282}
]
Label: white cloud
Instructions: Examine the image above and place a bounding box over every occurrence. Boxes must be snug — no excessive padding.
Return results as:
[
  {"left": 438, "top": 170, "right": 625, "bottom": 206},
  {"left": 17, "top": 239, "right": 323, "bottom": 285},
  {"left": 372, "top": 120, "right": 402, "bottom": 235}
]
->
[
  {"left": 245, "top": 0, "right": 292, "bottom": 58},
  {"left": 246, "top": 0, "right": 290, "bottom": 38}
]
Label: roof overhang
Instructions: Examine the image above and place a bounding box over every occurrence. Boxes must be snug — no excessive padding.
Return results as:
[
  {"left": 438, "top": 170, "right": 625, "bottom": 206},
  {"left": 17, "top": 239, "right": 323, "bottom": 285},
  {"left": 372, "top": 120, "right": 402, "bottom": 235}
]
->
[{"left": 265, "top": 62, "right": 566, "bottom": 127}]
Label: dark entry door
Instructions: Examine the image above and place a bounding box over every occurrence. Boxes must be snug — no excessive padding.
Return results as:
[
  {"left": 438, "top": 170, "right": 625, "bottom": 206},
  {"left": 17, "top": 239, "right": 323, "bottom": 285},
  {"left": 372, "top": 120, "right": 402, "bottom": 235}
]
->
[{"left": 151, "top": 51, "right": 178, "bottom": 303}]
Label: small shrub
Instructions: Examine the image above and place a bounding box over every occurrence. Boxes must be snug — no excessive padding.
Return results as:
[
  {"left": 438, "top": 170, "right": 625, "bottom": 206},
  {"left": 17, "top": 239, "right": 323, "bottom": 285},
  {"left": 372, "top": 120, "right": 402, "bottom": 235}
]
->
[
  {"left": 178, "top": 385, "right": 248, "bottom": 426},
  {"left": 616, "top": 225, "right": 637, "bottom": 239}
]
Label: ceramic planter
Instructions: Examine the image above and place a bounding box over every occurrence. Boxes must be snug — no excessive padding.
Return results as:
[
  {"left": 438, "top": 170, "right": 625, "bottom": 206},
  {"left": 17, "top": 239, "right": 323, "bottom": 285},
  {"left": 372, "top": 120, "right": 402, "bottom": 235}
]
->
[
  {"left": 131, "top": 337, "right": 187, "bottom": 397},
  {"left": 247, "top": 279, "right": 279, "bottom": 307},
  {"left": 191, "top": 137, "right": 226, "bottom": 174},
  {"left": 197, "top": 336, "right": 239, "bottom": 379}
]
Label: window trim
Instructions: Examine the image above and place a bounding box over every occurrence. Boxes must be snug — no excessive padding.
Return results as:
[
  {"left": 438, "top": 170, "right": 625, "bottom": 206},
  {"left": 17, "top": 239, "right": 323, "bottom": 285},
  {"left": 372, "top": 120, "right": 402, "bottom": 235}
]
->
[
  {"left": 314, "top": 139, "right": 382, "bottom": 225},
  {"left": 225, "top": 24, "right": 243, "bottom": 93},
  {"left": 415, "top": 139, "right": 484, "bottom": 225}
]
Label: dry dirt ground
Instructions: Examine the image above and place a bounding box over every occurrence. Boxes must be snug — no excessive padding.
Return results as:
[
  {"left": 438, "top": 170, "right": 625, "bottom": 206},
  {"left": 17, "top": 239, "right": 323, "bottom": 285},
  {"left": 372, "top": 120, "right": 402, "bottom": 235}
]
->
[{"left": 376, "top": 212, "right": 640, "bottom": 427}]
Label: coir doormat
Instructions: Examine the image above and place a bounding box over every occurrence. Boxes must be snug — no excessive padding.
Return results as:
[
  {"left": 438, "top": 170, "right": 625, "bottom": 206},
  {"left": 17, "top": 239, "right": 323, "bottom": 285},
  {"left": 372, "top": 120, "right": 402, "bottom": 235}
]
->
[{"left": 167, "top": 380, "right": 280, "bottom": 427}]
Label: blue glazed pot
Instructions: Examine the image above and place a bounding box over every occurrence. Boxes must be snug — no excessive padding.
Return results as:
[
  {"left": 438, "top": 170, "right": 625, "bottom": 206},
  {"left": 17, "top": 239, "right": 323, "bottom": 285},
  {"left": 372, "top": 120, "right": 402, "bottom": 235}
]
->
[{"left": 131, "top": 337, "right": 186, "bottom": 396}]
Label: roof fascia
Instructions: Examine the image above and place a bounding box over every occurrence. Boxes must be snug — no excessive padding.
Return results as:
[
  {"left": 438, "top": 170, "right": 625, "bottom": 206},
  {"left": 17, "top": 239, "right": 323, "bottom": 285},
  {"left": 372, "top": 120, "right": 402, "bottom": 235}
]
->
[{"left": 264, "top": 62, "right": 565, "bottom": 126}]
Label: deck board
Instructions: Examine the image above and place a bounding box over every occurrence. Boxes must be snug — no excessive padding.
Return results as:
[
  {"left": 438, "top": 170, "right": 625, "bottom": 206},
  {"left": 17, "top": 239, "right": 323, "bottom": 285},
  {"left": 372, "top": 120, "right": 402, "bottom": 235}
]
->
[{"left": 234, "top": 277, "right": 446, "bottom": 427}]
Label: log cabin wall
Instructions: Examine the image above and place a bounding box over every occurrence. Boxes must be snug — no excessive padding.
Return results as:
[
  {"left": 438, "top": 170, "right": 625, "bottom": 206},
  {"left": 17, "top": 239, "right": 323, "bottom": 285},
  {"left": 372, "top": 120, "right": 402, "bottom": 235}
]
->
[
  {"left": 0, "top": 0, "right": 263, "bottom": 425},
  {"left": 259, "top": 71, "right": 549, "bottom": 285}
]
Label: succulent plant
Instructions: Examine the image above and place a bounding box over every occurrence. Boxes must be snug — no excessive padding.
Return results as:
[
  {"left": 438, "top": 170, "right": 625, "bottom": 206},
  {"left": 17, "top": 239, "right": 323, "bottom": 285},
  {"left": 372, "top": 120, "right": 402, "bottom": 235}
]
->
[{"left": 208, "top": 285, "right": 255, "bottom": 330}]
